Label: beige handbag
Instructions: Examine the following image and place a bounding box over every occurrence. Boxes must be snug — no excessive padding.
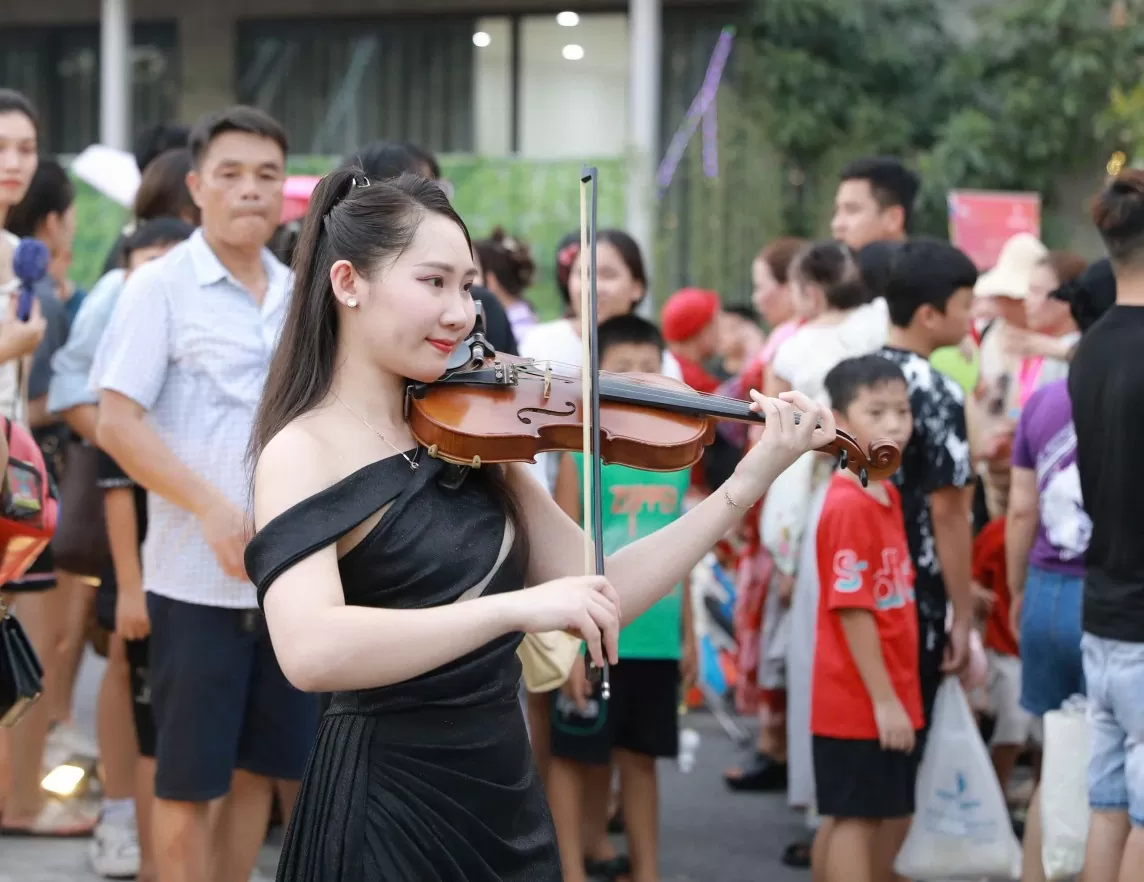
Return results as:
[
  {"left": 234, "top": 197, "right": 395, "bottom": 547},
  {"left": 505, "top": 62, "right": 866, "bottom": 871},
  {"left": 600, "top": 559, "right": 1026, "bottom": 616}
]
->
[{"left": 517, "top": 630, "right": 582, "bottom": 693}]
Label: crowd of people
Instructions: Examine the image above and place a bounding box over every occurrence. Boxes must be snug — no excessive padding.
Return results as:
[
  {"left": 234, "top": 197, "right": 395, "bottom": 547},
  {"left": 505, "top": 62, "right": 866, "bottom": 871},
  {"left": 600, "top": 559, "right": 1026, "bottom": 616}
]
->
[{"left": 0, "top": 82, "right": 1139, "bottom": 882}]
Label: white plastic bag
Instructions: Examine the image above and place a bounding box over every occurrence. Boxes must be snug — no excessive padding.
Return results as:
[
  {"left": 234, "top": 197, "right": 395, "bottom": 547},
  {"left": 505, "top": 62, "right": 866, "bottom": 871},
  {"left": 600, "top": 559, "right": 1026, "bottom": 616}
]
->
[
  {"left": 1040, "top": 695, "right": 1089, "bottom": 879},
  {"left": 894, "top": 677, "right": 1023, "bottom": 880}
]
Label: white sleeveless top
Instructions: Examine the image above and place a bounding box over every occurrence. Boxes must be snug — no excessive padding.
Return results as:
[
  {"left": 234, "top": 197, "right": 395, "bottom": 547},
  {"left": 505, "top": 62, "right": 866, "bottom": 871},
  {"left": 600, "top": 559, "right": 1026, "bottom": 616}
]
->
[{"left": 0, "top": 230, "right": 28, "bottom": 423}]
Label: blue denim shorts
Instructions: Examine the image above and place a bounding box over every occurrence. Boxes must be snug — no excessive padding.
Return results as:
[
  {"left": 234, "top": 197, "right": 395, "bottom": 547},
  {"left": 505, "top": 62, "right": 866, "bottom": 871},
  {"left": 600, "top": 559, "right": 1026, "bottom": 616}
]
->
[
  {"left": 1081, "top": 633, "right": 1144, "bottom": 825},
  {"left": 1019, "top": 567, "right": 1085, "bottom": 716}
]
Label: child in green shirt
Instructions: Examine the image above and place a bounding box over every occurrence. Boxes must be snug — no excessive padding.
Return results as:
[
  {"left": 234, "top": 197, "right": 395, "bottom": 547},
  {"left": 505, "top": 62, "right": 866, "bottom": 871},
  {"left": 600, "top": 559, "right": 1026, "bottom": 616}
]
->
[{"left": 545, "top": 314, "right": 696, "bottom": 882}]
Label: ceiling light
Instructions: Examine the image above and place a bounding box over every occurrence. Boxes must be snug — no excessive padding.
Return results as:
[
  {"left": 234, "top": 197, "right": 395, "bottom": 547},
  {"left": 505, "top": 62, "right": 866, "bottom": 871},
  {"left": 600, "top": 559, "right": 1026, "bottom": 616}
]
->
[
  {"left": 556, "top": 11, "right": 580, "bottom": 27},
  {"left": 472, "top": 31, "right": 491, "bottom": 48},
  {"left": 562, "top": 44, "right": 585, "bottom": 61}
]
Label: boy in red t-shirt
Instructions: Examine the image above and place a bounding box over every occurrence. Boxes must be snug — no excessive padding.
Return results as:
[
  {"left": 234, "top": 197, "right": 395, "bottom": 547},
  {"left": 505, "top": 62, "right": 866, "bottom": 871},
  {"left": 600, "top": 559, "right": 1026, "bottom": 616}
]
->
[{"left": 811, "top": 355, "right": 922, "bottom": 882}]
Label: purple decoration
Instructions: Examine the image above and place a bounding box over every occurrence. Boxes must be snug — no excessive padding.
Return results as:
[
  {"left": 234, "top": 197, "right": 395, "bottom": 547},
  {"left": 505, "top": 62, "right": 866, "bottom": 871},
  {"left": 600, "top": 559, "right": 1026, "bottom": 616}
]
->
[
  {"left": 11, "top": 238, "right": 48, "bottom": 321},
  {"left": 656, "top": 26, "right": 735, "bottom": 194},
  {"left": 702, "top": 101, "right": 718, "bottom": 179}
]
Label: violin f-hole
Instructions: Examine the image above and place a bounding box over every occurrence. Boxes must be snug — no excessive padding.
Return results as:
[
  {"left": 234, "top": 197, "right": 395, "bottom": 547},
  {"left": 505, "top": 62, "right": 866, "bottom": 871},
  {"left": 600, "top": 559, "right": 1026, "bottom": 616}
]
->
[{"left": 517, "top": 402, "right": 578, "bottom": 425}]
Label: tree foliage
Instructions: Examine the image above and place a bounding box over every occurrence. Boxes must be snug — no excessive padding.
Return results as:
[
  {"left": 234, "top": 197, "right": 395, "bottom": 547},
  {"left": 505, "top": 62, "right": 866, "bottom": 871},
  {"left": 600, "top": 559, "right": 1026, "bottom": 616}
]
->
[{"left": 746, "top": 0, "right": 1144, "bottom": 237}]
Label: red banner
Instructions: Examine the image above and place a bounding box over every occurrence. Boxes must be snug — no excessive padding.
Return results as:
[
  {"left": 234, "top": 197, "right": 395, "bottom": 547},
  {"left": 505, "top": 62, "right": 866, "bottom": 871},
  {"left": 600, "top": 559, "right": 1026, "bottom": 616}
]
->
[
  {"left": 948, "top": 190, "right": 1041, "bottom": 270},
  {"left": 281, "top": 176, "right": 322, "bottom": 224}
]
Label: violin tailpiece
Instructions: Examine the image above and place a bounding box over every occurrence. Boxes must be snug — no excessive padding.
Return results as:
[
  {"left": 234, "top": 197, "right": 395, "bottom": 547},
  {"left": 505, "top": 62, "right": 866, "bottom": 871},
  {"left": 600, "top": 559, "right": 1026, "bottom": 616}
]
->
[{"left": 426, "top": 444, "right": 484, "bottom": 470}]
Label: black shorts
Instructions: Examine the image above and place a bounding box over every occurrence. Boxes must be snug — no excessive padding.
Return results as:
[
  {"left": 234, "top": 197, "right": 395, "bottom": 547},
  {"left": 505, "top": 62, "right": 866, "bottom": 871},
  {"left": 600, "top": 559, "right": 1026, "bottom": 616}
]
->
[
  {"left": 125, "top": 637, "right": 156, "bottom": 758},
  {"left": 550, "top": 658, "right": 679, "bottom": 765},
  {"left": 2, "top": 544, "right": 57, "bottom": 592},
  {"left": 95, "top": 577, "right": 117, "bottom": 632},
  {"left": 813, "top": 735, "right": 919, "bottom": 820},
  {"left": 147, "top": 593, "right": 318, "bottom": 802}
]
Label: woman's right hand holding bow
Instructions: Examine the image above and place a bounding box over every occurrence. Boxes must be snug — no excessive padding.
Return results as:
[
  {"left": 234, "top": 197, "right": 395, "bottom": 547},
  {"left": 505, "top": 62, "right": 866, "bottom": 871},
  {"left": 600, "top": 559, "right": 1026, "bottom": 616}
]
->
[{"left": 508, "top": 575, "right": 621, "bottom": 671}]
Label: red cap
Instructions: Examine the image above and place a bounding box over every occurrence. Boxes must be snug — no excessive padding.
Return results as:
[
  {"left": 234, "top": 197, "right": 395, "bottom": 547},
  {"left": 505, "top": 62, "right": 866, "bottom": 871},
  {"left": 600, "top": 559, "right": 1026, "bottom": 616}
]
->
[{"left": 661, "top": 287, "right": 721, "bottom": 342}]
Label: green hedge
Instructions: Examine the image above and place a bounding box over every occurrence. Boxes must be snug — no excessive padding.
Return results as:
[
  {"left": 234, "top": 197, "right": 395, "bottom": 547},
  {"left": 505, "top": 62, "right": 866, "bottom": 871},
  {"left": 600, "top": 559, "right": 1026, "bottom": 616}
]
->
[{"left": 70, "top": 156, "right": 628, "bottom": 321}]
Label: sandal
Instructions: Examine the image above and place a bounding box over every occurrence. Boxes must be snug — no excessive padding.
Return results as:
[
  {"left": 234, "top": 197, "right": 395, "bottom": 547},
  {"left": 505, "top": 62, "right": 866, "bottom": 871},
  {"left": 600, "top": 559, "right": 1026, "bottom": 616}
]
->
[
  {"left": 724, "top": 751, "right": 788, "bottom": 792},
  {"left": 780, "top": 840, "right": 813, "bottom": 869},
  {"left": 0, "top": 798, "right": 98, "bottom": 838},
  {"left": 585, "top": 854, "right": 631, "bottom": 880}
]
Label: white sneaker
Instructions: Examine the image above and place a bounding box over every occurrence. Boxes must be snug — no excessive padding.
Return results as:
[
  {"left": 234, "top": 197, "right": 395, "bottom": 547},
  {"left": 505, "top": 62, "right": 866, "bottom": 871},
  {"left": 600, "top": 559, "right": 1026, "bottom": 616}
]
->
[
  {"left": 89, "top": 815, "right": 141, "bottom": 880},
  {"left": 44, "top": 722, "right": 99, "bottom": 769}
]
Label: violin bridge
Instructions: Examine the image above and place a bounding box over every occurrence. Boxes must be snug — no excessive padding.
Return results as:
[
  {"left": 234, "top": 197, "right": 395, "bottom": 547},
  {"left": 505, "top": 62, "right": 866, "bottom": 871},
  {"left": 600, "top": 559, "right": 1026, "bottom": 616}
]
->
[{"left": 543, "top": 362, "right": 552, "bottom": 400}]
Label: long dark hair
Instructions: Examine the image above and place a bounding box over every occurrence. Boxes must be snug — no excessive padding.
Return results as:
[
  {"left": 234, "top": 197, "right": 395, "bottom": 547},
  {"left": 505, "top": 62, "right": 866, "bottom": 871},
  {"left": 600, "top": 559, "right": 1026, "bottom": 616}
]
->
[
  {"left": 250, "top": 168, "right": 528, "bottom": 557},
  {"left": 252, "top": 168, "right": 469, "bottom": 456},
  {"left": 0, "top": 89, "right": 39, "bottom": 134},
  {"left": 134, "top": 147, "right": 198, "bottom": 224},
  {"left": 5, "top": 157, "right": 73, "bottom": 237}
]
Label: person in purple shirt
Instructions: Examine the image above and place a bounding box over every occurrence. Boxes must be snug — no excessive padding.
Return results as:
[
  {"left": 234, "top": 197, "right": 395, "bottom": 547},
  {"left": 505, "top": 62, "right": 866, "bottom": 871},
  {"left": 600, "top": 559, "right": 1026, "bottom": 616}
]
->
[{"left": 1007, "top": 378, "right": 1090, "bottom": 716}]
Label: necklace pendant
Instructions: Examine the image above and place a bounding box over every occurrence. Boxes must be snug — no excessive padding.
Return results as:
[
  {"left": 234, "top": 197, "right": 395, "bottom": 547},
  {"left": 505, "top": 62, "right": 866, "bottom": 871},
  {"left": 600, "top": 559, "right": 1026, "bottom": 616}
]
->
[{"left": 409, "top": 461, "right": 419, "bottom": 471}]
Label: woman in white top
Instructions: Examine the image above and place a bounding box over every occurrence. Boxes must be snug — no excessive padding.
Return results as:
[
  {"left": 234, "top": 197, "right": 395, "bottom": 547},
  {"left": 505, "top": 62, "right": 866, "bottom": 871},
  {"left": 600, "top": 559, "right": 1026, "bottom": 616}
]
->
[
  {"left": 519, "top": 229, "right": 683, "bottom": 493},
  {"left": 0, "top": 89, "right": 93, "bottom": 839},
  {"left": 0, "top": 91, "right": 47, "bottom": 422},
  {"left": 759, "top": 242, "right": 889, "bottom": 851}
]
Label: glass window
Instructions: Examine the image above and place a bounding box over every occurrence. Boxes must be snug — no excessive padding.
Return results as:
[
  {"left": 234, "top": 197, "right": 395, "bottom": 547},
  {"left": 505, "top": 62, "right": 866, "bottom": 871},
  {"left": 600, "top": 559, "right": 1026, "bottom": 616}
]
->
[
  {"left": 518, "top": 13, "right": 629, "bottom": 159},
  {"left": 238, "top": 18, "right": 475, "bottom": 157},
  {"left": 471, "top": 17, "right": 512, "bottom": 156},
  {"left": 0, "top": 23, "right": 179, "bottom": 155}
]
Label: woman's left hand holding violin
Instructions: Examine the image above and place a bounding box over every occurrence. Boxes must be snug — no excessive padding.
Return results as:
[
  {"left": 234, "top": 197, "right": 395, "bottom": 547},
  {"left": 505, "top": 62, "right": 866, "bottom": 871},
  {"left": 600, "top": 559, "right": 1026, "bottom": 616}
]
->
[{"left": 725, "top": 390, "right": 837, "bottom": 505}]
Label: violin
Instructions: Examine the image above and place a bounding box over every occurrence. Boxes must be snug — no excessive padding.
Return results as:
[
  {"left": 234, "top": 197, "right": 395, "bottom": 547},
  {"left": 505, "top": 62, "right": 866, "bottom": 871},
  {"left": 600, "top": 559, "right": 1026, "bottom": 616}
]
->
[{"left": 405, "top": 319, "right": 901, "bottom": 487}]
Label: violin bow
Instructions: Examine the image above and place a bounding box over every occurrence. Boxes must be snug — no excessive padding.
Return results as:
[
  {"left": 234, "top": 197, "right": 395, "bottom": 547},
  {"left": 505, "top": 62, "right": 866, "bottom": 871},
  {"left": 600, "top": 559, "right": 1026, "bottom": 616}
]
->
[{"left": 579, "top": 167, "right": 610, "bottom": 700}]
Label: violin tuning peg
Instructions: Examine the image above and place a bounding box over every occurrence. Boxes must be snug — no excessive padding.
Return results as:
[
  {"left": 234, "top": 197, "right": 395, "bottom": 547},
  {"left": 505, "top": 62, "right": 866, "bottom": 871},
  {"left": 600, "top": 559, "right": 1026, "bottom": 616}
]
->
[{"left": 859, "top": 467, "right": 869, "bottom": 488}]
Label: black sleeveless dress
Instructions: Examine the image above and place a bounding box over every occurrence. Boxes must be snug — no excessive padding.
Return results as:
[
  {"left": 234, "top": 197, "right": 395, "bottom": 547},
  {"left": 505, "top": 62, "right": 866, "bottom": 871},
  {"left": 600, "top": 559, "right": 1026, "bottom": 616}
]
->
[{"left": 244, "top": 452, "right": 561, "bottom": 881}]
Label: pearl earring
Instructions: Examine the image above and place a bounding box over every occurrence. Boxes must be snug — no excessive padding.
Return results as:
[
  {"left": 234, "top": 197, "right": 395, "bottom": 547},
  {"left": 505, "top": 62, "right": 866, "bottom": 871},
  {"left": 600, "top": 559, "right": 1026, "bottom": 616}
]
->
[{"left": 346, "top": 297, "right": 358, "bottom": 308}]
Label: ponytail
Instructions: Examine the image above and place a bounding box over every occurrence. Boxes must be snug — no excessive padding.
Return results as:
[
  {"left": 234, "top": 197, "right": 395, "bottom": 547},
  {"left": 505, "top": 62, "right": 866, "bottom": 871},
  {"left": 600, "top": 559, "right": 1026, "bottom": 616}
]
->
[{"left": 249, "top": 167, "right": 471, "bottom": 464}]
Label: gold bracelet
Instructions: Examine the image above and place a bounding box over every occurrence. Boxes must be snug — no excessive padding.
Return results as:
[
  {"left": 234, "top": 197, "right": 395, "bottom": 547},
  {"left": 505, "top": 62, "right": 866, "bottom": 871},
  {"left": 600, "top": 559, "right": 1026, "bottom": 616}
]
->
[{"left": 723, "top": 485, "right": 743, "bottom": 509}]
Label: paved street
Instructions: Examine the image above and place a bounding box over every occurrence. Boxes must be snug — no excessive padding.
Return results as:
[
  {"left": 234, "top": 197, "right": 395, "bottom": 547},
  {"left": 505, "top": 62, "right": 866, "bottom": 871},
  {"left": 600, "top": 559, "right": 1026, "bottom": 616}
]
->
[{"left": 3, "top": 651, "right": 811, "bottom": 882}]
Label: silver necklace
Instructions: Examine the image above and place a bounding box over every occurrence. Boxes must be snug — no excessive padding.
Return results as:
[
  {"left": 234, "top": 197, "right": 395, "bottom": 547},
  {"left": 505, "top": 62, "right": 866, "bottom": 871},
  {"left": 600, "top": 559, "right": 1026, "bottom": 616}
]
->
[{"left": 332, "top": 392, "right": 420, "bottom": 471}]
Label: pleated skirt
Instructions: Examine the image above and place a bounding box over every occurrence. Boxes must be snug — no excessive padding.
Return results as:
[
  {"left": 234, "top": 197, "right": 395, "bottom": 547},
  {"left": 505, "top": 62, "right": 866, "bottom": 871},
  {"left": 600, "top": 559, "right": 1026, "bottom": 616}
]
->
[{"left": 275, "top": 704, "right": 561, "bottom": 882}]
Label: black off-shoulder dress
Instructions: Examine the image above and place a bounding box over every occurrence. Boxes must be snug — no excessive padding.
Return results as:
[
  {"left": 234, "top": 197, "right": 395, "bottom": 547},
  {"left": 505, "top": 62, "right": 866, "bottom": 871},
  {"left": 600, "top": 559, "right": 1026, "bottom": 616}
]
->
[{"left": 244, "top": 452, "right": 561, "bottom": 881}]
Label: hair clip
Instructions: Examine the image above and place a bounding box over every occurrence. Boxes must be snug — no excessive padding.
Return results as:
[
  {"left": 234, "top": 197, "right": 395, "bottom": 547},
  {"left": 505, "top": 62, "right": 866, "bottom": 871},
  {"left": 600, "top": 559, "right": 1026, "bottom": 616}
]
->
[{"left": 353, "top": 175, "right": 371, "bottom": 189}]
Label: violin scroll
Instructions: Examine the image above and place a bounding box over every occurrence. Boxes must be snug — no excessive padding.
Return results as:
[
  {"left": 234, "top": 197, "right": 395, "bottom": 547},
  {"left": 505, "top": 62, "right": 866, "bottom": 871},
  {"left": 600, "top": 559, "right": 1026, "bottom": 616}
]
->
[
  {"left": 864, "top": 437, "right": 902, "bottom": 478},
  {"left": 820, "top": 431, "right": 900, "bottom": 486}
]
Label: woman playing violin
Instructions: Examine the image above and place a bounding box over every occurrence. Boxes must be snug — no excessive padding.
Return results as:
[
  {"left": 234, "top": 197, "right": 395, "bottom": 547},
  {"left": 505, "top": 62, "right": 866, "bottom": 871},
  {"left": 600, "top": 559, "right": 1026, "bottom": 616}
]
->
[{"left": 245, "top": 168, "right": 836, "bottom": 881}]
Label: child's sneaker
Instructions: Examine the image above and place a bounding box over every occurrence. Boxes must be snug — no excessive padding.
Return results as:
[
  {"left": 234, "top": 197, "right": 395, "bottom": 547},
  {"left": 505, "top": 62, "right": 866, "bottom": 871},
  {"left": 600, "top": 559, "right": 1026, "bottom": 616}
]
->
[{"left": 89, "top": 813, "right": 141, "bottom": 879}]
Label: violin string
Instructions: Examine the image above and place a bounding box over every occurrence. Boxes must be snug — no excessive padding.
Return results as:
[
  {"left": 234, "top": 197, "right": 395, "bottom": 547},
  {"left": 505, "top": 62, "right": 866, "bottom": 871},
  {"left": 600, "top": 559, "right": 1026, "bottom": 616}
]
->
[
  {"left": 514, "top": 361, "right": 849, "bottom": 443},
  {"left": 518, "top": 359, "right": 762, "bottom": 410}
]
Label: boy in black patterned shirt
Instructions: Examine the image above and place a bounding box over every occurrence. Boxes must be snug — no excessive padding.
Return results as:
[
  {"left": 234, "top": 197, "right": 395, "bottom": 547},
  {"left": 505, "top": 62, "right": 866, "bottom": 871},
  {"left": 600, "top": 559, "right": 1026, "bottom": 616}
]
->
[{"left": 876, "top": 237, "right": 977, "bottom": 743}]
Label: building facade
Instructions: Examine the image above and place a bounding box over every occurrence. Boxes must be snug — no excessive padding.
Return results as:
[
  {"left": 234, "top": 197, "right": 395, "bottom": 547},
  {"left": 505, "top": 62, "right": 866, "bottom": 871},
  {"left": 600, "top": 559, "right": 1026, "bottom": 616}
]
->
[{"left": 0, "top": 0, "right": 736, "bottom": 161}]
